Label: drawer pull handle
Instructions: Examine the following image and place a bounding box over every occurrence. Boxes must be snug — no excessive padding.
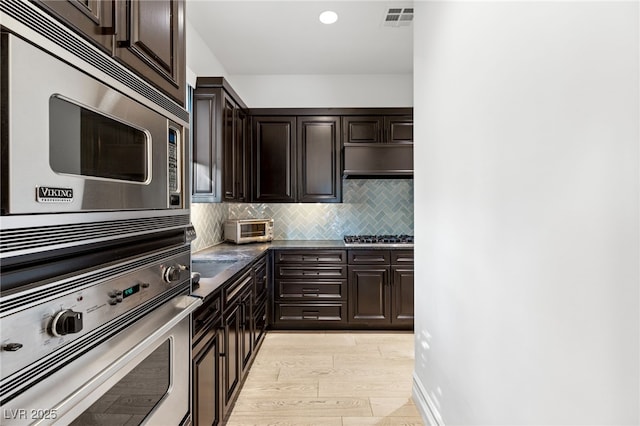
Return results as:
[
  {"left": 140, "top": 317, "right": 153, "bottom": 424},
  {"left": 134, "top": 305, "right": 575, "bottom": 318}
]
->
[{"left": 302, "top": 311, "right": 319, "bottom": 320}]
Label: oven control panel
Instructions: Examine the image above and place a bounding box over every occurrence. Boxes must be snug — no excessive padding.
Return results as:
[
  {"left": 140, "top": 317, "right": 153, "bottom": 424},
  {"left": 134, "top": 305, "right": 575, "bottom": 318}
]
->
[{"left": 0, "top": 250, "right": 190, "bottom": 380}]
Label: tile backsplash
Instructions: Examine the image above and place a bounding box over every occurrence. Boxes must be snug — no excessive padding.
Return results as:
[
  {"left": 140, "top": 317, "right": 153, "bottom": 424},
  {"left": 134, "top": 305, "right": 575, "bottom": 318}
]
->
[{"left": 190, "top": 178, "right": 413, "bottom": 252}]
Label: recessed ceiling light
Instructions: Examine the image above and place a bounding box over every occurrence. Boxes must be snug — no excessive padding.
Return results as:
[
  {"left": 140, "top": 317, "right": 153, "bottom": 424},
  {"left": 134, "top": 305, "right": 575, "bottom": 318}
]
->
[{"left": 319, "top": 10, "right": 338, "bottom": 25}]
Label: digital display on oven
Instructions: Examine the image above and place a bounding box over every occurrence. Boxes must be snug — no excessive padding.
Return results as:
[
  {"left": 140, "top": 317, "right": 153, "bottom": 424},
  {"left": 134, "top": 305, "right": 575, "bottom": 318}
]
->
[{"left": 123, "top": 284, "right": 140, "bottom": 299}]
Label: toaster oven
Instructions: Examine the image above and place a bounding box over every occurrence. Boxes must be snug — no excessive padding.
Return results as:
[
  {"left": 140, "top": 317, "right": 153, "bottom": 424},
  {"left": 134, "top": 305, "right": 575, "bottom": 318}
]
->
[{"left": 224, "top": 219, "right": 274, "bottom": 244}]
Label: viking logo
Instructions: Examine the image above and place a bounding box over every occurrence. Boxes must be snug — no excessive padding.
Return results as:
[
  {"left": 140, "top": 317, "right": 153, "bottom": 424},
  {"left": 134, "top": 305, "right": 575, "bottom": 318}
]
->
[{"left": 36, "top": 187, "right": 74, "bottom": 203}]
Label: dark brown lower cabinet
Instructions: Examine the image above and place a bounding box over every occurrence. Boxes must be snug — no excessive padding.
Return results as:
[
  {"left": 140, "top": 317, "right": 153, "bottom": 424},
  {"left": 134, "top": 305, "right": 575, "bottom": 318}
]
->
[
  {"left": 193, "top": 329, "right": 221, "bottom": 426},
  {"left": 240, "top": 287, "right": 253, "bottom": 375},
  {"left": 252, "top": 254, "right": 268, "bottom": 347},
  {"left": 193, "top": 253, "right": 270, "bottom": 425},
  {"left": 192, "top": 291, "right": 222, "bottom": 426},
  {"left": 348, "top": 265, "right": 391, "bottom": 325},
  {"left": 271, "top": 248, "right": 413, "bottom": 330},
  {"left": 222, "top": 303, "right": 241, "bottom": 416},
  {"left": 392, "top": 266, "right": 415, "bottom": 325},
  {"left": 275, "top": 302, "right": 347, "bottom": 324},
  {"left": 347, "top": 250, "right": 413, "bottom": 329},
  {"left": 272, "top": 249, "right": 348, "bottom": 328},
  {"left": 253, "top": 300, "right": 267, "bottom": 346}
]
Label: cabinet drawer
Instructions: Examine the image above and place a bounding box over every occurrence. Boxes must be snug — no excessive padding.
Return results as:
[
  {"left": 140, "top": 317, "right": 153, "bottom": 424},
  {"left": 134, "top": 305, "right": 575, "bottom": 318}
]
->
[
  {"left": 254, "top": 264, "right": 268, "bottom": 298},
  {"left": 391, "top": 250, "right": 414, "bottom": 265},
  {"left": 193, "top": 293, "right": 221, "bottom": 341},
  {"left": 348, "top": 250, "right": 391, "bottom": 265},
  {"left": 275, "top": 280, "right": 347, "bottom": 300},
  {"left": 275, "top": 303, "right": 347, "bottom": 323},
  {"left": 223, "top": 269, "right": 253, "bottom": 309},
  {"left": 275, "top": 265, "right": 347, "bottom": 279},
  {"left": 275, "top": 250, "right": 346, "bottom": 264}
]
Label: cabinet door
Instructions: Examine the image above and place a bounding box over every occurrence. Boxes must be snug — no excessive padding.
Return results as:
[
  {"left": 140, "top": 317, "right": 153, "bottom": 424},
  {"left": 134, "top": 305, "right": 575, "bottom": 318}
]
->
[
  {"left": 253, "top": 300, "right": 267, "bottom": 347},
  {"left": 234, "top": 108, "right": 249, "bottom": 202},
  {"left": 391, "top": 266, "right": 414, "bottom": 326},
  {"left": 193, "top": 329, "right": 221, "bottom": 426},
  {"left": 192, "top": 89, "right": 222, "bottom": 202},
  {"left": 253, "top": 255, "right": 268, "bottom": 300},
  {"left": 222, "top": 97, "right": 236, "bottom": 201},
  {"left": 385, "top": 116, "right": 413, "bottom": 144},
  {"left": 297, "top": 116, "right": 341, "bottom": 203},
  {"left": 114, "top": 0, "right": 185, "bottom": 105},
  {"left": 348, "top": 266, "right": 391, "bottom": 324},
  {"left": 222, "top": 305, "right": 241, "bottom": 415},
  {"left": 240, "top": 288, "right": 253, "bottom": 375},
  {"left": 35, "top": 0, "right": 115, "bottom": 53},
  {"left": 252, "top": 117, "right": 296, "bottom": 202},
  {"left": 342, "top": 116, "right": 384, "bottom": 143}
]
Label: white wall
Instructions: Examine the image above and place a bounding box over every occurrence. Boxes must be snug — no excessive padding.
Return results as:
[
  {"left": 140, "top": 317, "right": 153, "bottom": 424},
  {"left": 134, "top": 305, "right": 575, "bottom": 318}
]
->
[
  {"left": 186, "top": 16, "right": 412, "bottom": 107},
  {"left": 185, "top": 19, "right": 229, "bottom": 86},
  {"left": 413, "top": 2, "right": 639, "bottom": 425},
  {"left": 228, "top": 74, "right": 413, "bottom": 108}
]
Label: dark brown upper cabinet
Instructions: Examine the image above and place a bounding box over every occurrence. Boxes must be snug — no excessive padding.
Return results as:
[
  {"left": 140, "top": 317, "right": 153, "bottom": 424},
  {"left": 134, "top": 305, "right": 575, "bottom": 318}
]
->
[
  {"left": 192, "top": 88, "right": 221, "bottom": 202},
  {"left": 114, "top": 0, "right": 185, "bottom": 105},
  {"left": 252, "top": 117, "right": 297, "bottom": 203},
  {"left": 35, "top": 0, "right": 116, "bottom": 53},
  {"left": 223, "top": 96, "right": 249, "bottom": 202},
  {"left": 385, "top": 116, "right": 414, "bottom": 144},
  {"left": 342, "top": 116, "right": 385, "bottom": 143},
  {"left": 343, "top": 111, "right": 413, "bottom": 176},
  {"left": 343, "top": 114, "right": 413, "bottom": 144},
  {"left": 192, "top": 77, "right": 248, "bottom": 203},
  {"left": 34, "top": 0, "right": 185, "bottom": 106},
  {"left": 297, "top": 116, "right": 341, "bottom": 203},
  {"left": 252, "top": 116, "right": 342, "bottom": 203}
]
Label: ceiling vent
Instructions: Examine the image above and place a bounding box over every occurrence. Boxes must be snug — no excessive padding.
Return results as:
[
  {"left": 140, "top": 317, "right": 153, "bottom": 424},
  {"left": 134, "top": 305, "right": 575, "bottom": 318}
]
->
[{"left": 383, "top": 7, "right": 414, "bottom": 27}]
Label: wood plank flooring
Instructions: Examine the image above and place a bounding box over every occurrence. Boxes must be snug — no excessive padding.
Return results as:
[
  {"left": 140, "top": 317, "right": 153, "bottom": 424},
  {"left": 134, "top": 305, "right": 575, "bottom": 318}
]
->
[{"left": 226, "top": 332, "right": 424, "bottom": 426}]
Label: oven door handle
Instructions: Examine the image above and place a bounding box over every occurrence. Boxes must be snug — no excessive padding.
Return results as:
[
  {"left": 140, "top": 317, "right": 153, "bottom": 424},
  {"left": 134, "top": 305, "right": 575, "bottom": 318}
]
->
[{"left": 41, "top": 295, "right": 202, "bottom": 425}]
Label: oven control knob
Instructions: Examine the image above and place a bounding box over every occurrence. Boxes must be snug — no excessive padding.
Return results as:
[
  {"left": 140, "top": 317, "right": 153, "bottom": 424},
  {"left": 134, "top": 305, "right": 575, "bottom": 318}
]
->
[
  {"left": 50, "top": 309, "right": 83, "bottom": 337},
  {"left": 163, "top": 264, "right": 187, "bottom": 283}
]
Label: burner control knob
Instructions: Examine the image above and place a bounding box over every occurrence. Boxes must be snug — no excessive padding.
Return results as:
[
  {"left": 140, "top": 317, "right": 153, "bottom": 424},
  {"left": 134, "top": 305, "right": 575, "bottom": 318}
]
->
[
  {"left": 50, "top": 309, "right": 83, "bottom": 337},
  {"left": 163, "top": 264, "right": 188, "bottom": 283}
]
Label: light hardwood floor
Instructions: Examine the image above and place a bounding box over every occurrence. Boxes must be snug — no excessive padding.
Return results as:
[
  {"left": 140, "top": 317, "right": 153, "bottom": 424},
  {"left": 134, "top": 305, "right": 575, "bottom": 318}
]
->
[{"left": 226, "top": 332, "right": 424, "bottom": 426}]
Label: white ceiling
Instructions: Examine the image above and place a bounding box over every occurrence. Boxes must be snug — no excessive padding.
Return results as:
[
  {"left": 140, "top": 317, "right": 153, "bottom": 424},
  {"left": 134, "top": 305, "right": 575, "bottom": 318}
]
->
[{"left": 186, "top": 1, "right": 414, "bottom": 75}]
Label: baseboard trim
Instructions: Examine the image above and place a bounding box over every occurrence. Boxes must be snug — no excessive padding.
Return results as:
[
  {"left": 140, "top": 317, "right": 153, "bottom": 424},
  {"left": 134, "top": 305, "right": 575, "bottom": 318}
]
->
[{"left": 412, "top": 373, "right": 444, "bottom": 426}]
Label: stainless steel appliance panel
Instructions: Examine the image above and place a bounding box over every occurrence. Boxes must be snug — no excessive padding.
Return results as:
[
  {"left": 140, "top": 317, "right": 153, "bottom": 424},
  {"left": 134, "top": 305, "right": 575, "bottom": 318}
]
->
[
  {"left": 2, "top": 33, "right": 184, "bottom": 214},
  {"left": 0, "top": 247, "right": 191, "bottom": 377},
  {"left": 0, "top": 294, "right": 200, "bottom": 426}
]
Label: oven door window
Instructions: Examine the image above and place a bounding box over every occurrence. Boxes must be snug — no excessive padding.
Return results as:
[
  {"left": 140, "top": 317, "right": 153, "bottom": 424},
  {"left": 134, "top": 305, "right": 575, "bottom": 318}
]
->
[
  {"left": 240, "top": 223, "right": 266, "bottom": 238},
  {"left": 70, "top": 340, "right": 171, "bottom": 425},
  {"left": 49, "top": 95, "right": 150, "bottom": 183}
]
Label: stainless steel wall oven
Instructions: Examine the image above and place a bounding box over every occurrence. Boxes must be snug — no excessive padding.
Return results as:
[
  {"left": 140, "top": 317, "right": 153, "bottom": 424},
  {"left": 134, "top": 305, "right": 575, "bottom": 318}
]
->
[
  {"left": 0, "top": 2, "right": 198, "bottom": 425},
  {"left": 0, "top": 235, "right": 200, "bottom": 425}
]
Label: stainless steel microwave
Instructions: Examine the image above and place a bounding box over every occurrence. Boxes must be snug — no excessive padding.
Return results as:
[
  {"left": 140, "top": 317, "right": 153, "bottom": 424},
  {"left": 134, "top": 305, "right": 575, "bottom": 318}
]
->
[
  {"left": 225, "top": 219, "right": 274, "bottom": 244},
  {"left": 0, "top": 32, "right": 187, "bottom": 216}
]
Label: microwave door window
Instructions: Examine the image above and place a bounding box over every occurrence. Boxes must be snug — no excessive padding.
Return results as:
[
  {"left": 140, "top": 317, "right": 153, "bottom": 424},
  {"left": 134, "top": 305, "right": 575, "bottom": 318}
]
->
[{"left": 49, "top": 96, "right": 149, "bottom": 183}]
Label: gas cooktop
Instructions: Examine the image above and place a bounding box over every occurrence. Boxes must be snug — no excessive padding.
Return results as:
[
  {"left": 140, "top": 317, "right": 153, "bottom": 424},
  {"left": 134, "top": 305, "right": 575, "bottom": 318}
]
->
[{"left": 343, "top": 234, "right": 414, "bottom": 247}]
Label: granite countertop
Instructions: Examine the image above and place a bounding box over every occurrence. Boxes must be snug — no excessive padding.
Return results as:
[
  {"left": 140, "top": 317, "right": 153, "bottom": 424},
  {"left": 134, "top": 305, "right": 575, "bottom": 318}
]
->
[{"left": 190, "top": 240, "right": 411, "bottom": 300}]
